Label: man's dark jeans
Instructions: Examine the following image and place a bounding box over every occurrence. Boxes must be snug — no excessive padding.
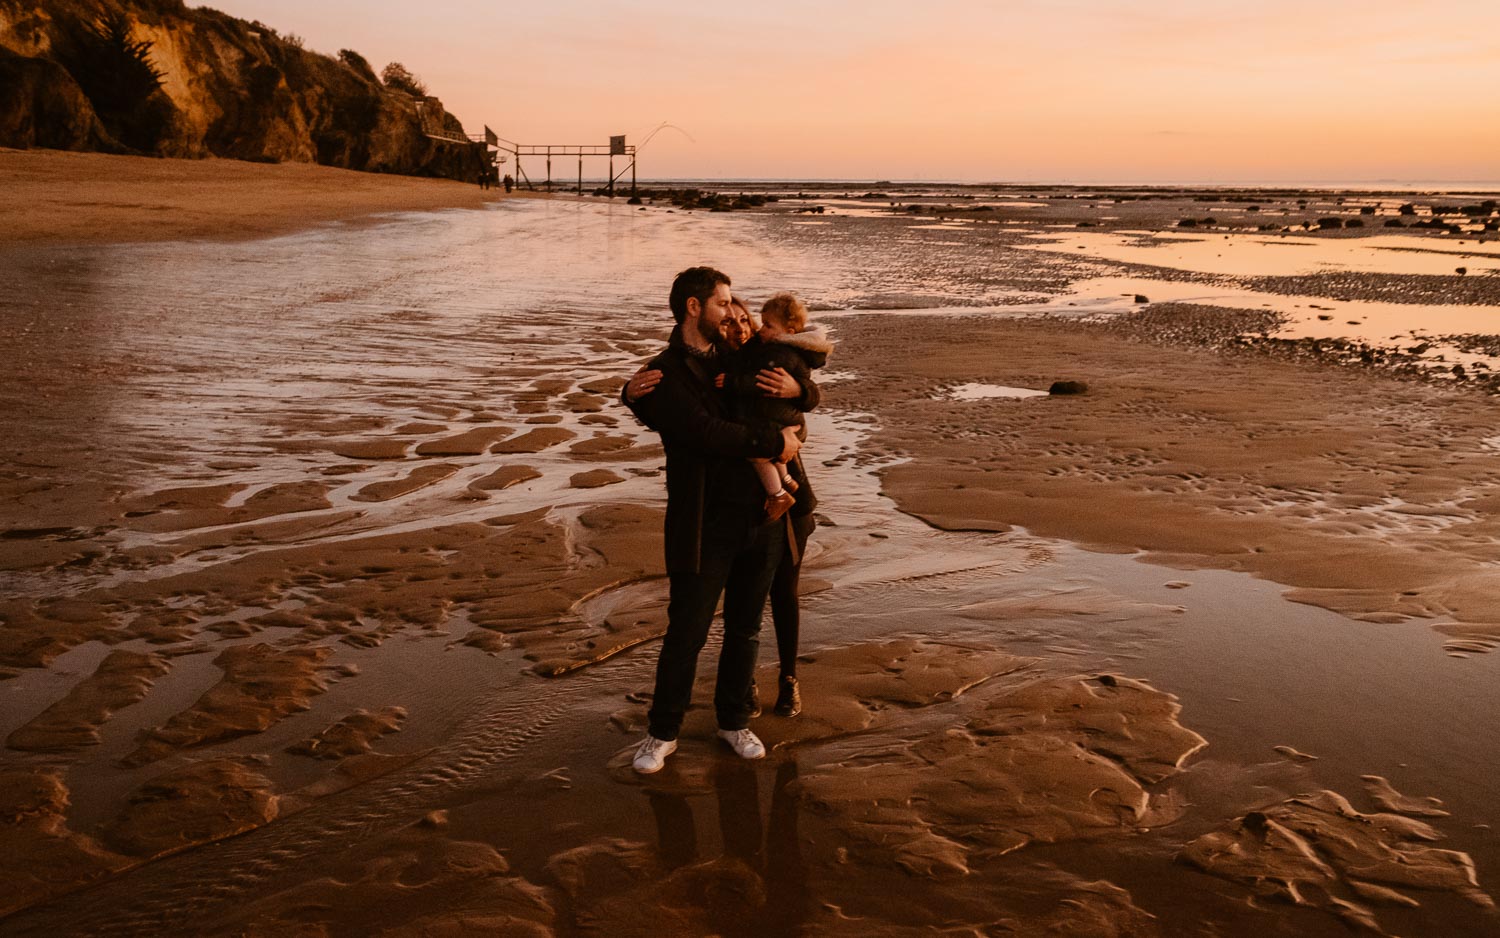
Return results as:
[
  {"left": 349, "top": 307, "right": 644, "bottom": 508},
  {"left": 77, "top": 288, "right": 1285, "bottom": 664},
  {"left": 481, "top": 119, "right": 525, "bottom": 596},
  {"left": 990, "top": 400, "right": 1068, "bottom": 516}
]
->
[{"left": 647, "top": 516, "right": 784, "bottom": 741}]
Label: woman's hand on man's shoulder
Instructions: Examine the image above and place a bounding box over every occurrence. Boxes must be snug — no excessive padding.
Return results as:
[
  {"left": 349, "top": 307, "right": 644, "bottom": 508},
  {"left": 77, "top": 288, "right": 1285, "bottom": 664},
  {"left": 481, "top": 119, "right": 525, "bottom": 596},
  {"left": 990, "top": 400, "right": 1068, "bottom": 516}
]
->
[{"left": 625, "top": 368, "right": 664, "bottom": 403}]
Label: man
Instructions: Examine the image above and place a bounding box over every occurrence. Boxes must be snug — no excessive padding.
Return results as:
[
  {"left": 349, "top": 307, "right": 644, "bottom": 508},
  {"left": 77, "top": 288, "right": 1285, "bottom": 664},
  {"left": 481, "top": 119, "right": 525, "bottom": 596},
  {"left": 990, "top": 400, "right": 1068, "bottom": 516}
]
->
[{"left": 622, "top": 266, "right": 804, "bottom": 774}]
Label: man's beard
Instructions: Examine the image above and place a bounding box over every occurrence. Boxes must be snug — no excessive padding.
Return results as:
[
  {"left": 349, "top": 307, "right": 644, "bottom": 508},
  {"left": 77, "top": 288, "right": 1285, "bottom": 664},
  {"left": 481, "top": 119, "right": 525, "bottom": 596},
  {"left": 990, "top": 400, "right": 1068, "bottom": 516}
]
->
[{"left": 696, "top": 315, "right": 726, "bottom": 350}]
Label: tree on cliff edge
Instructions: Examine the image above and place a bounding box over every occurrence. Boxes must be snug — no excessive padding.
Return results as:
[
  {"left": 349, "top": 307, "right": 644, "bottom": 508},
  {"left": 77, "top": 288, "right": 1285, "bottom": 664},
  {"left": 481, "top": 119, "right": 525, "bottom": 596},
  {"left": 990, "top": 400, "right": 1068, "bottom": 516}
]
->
[
  {"left": 381, "top": 61, "right": 427, "bottom": 97},
  {"left": 57, "top": 11, "right": 174, "bottom": 152}
]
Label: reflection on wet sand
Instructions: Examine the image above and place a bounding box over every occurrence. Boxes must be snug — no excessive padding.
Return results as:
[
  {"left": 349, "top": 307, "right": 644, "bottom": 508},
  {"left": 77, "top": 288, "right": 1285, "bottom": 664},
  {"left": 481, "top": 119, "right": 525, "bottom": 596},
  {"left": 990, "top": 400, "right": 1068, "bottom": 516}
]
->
[{"left": 640, "top": 760, "right": 809, "bottom": 935}]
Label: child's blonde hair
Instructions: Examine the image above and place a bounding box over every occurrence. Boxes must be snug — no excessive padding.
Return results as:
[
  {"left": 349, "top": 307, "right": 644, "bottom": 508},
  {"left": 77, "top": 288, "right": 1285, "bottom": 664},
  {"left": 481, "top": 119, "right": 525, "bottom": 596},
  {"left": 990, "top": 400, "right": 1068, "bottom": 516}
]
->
[{"left": 760, "top": 292, "right": 808, "bottom": 333}]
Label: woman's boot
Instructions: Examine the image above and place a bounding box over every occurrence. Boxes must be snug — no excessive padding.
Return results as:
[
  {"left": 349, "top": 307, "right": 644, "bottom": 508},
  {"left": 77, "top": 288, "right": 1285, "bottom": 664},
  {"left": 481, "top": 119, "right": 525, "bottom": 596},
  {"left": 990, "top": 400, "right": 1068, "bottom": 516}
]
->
[{"left": 774, "top": 675, "right": 801, "bottom": 717}]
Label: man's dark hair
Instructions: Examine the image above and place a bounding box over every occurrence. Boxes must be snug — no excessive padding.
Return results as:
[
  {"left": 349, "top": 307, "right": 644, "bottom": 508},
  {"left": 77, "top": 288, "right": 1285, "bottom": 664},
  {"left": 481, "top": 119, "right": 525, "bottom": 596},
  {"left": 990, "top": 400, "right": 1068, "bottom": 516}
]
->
[{"left": 669, "top": 266, "right": 731, "bottom": 324}]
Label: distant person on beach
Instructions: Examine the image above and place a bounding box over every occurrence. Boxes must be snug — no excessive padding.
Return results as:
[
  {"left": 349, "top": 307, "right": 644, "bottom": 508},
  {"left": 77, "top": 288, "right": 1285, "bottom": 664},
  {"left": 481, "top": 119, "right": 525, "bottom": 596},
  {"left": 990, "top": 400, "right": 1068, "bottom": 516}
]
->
[
  {"left": 502, "top": 174, "right": 514, "bottom": 193},
  {"left": 620, "top": 267, "right": 811, "bottom": 774},
  {"left": 477, "top": 169, "right": 489, "bottom": 190}
]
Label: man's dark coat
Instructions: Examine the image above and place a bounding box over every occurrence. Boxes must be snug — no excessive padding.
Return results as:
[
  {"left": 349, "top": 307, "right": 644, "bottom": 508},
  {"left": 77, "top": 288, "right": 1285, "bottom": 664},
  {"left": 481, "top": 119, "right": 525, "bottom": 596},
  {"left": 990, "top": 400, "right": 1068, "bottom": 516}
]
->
[{"left": 626, "top": 326, "right": 789, "bottom": 574}]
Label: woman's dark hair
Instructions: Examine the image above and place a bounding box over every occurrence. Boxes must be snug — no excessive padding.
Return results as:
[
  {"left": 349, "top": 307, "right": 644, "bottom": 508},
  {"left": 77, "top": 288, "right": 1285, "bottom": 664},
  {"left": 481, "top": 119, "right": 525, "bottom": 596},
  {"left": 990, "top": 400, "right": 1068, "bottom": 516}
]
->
[{"left": 668, "top": 266, "right": 730, "bottom": 324}]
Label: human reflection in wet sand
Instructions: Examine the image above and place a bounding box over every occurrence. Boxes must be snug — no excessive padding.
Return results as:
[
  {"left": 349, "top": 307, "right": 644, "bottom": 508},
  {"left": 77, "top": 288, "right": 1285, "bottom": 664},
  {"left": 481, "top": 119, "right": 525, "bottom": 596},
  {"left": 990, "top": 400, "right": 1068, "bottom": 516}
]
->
[{"left": 647, "top": 758, "right": 809, "bottom": 934}]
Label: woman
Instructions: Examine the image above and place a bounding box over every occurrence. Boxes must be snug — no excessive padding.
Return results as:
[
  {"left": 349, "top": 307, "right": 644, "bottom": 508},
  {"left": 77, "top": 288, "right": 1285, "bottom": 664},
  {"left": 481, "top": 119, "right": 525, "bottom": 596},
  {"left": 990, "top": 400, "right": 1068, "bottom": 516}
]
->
[{"left": 719, "top": 297, "right": 817, "bottom": 717}]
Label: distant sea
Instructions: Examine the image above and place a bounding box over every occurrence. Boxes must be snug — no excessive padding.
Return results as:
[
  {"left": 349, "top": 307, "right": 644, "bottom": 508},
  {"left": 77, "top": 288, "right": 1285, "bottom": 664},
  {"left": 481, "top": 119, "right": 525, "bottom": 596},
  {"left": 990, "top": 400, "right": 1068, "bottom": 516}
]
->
[{"left": 609, "top": 178, "right": 1500, "bottom": 193}]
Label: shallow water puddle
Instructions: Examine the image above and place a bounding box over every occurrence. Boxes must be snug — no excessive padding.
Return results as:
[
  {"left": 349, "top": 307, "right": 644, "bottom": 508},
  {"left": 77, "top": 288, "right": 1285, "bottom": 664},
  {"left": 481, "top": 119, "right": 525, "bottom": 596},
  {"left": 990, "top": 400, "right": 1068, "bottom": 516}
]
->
[
  {"left": 944, "top": 382, "right": 1049, "bottom": 400},
  {"left": 907, "top": 222, "right": 971, "bottom": 231},
  {"left": 1054, "top": 275, "right": 1500, "bottom": 362}
]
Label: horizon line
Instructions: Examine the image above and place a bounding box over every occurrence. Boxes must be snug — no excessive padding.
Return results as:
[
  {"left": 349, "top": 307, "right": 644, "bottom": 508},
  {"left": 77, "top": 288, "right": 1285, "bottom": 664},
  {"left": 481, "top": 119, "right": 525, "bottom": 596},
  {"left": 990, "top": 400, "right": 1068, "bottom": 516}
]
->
[{"left": 537, "top": 176, "right": 1500, "bottom": 191}]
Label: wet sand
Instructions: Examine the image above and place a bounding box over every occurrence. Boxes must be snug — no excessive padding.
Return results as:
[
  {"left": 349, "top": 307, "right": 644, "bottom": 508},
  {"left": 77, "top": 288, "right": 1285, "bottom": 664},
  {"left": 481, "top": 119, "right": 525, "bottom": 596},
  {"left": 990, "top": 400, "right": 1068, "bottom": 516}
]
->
[
  {"left": 2, "top": 171, "right": 1499, "bottom": 936},
  {"left": 846, "top": 314, "right": 1500, "bottom": 652}
]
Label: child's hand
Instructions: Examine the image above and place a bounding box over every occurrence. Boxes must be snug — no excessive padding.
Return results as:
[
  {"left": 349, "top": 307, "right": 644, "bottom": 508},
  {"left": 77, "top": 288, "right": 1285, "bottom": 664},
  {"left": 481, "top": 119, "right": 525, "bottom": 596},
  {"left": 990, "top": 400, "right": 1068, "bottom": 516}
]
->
[{"left": 714, "top": 373, "right": 726, "bottom": 388}]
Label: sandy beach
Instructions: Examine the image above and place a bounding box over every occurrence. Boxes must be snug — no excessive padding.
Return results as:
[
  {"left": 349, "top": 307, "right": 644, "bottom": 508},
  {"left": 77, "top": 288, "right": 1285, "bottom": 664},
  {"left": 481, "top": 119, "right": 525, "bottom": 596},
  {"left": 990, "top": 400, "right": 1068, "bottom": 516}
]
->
[
  {"left": 0, "top": 149, "right": 505, "bottom": 245},
  {"left": 2, "top": 155, "right": 1499, "bottom": 936}
]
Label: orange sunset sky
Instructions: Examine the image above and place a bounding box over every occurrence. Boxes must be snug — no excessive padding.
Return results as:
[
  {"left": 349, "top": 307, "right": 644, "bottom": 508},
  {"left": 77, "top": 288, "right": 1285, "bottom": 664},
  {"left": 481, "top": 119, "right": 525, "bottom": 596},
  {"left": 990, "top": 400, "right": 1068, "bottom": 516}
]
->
[{"left": 201, "top": 1, "right": 1500, "bottom": 183}]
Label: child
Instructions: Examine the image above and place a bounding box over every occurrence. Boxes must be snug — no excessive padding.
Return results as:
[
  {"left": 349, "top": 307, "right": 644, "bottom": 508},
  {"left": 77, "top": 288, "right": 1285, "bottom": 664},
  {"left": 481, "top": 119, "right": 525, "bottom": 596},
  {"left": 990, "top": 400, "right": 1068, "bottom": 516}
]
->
[{"left": 730, "top": 292, "right": 833, "bottom": 522}]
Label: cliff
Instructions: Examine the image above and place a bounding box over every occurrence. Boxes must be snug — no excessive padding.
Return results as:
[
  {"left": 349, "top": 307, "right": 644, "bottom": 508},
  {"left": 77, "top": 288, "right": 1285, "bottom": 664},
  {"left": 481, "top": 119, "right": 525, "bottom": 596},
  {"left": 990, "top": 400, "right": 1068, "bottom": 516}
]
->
[{"left": 0, "top": 0, "right": 485, "bottom": 180}]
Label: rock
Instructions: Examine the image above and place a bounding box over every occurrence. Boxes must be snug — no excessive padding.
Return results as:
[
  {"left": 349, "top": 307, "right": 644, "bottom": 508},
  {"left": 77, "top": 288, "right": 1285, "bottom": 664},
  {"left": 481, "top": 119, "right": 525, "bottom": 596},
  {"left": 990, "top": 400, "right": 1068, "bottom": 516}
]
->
[
  {"left": 0, "top": 47, "right": 117, "bottom": 151},
  {"left": 1048, "top": 381, "right": 1089, "bottom": 396},
  {"left": 1456, "top": 267, "right": 1468, "bottom": 276},
  {"left": 1133, "top": 294, "right": 1149, "bottom": 304}
]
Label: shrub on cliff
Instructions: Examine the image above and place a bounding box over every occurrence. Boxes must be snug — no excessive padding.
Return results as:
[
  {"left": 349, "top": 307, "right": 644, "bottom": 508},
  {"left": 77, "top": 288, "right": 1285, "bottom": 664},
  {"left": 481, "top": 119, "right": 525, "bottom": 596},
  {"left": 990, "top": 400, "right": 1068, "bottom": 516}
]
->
[
  {"left": 338, "top": 49, "right": 378, "bottom": 83},
  {"left": 59, "top": 12, "right": 162, "bottom": 110},
  {"left": 55, "top": 11, "right": 176, "bottom": 152},
  {"left": 381, "top": 61, "right": 427, "bottom": 97}
]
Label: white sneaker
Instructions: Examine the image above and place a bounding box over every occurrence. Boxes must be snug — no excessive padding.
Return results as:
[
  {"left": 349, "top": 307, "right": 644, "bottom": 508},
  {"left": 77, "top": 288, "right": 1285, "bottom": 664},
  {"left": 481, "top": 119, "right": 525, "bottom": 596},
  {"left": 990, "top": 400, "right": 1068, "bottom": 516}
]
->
[
  {"left": 717, "top": 728, "right": 766, "bottom": 760},
  {"left": 632, "top": 735, "right": 677, "bottom": 774}
]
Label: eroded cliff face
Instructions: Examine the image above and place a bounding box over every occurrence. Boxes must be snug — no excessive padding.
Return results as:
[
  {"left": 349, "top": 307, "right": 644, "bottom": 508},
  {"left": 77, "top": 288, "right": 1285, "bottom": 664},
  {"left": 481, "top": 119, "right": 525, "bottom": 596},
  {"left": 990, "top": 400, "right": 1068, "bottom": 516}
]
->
[{"left": 0, "top": 0, "right": 485, "bottom": 180}]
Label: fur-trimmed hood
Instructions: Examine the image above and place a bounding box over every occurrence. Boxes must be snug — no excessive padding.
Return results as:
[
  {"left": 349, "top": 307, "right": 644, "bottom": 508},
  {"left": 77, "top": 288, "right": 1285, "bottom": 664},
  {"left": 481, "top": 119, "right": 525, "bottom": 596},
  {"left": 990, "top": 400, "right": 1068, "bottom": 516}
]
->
[{"left": 765, "top": 323, "right": 834, "bottom": 357}]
